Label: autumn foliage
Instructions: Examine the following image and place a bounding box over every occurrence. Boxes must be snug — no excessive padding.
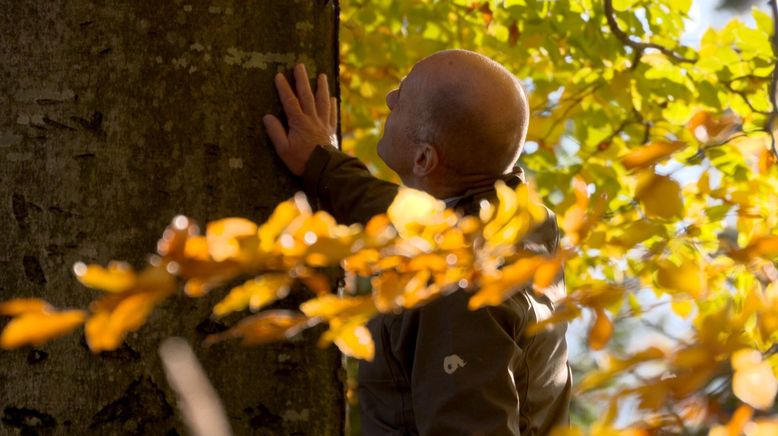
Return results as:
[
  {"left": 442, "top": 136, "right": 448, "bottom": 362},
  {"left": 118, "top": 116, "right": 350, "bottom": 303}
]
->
[{"left": 3, "top": 0, "right": 778, "bottom": 433}]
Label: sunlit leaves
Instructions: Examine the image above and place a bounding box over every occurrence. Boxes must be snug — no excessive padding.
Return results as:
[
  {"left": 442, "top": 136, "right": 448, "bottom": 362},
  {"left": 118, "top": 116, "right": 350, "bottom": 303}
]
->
[
  {"left": 85, "top": 266, "right": 176, "bottom": 352},
  {"left": 205, "top": 310, "right": 310, "bottom": 347},
  {"left": 213, "top": 274, "right": 292, "bottom": 317},
  {"left": 73, "top": 261, "right": 136, "bottom": 293},
  {"left": 588, "top": 308, "right": 613, "bottom": 350},
  {"left": 0, "top": 298, "right": 51, "bottom": 316},
  {"left": 731, "top": 349, "right": 778, "bottom": 410},
  {"left": 0, "top": 301, "right": 86, "bottom": 349},
  {"left": 634, "top": 171, "right": 684, "bottom": 219},
  {"left": 621, "top": 141, "right": 685, "bottom": 170}
]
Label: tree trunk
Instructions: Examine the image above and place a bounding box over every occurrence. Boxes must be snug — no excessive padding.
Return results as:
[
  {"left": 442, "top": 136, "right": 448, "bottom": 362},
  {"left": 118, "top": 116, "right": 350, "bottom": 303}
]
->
[{"left": 0, "top": 1, "right": 343, "bottom": 434}]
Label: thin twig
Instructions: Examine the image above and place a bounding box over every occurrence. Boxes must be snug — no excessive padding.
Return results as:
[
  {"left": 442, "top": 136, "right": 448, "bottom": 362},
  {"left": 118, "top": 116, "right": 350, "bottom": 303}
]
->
[
  {"left": 723, "top": 80, "right": 772, "bottom": 115},
  {"left": 603, "top": 0, "right": 697, "bottom": 65},
  {"left": 766, "top": 0, "right": 778, "bottom": 160}
]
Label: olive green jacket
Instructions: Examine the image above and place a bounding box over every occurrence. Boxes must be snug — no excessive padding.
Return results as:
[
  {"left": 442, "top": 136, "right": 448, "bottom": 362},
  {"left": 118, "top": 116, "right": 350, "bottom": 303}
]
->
[{"left": 303, "top": 145, "right": 572, "bottom": 436}]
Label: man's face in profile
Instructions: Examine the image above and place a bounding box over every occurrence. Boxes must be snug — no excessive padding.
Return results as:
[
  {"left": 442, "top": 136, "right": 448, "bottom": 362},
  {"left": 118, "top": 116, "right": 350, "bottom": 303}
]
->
[{"left": 378, "top": 68, "right": 423, "bottom": 183}]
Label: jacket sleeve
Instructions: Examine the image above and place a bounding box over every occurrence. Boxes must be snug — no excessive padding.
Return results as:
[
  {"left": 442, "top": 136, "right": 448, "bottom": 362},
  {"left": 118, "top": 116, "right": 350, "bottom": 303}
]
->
[{"left": 301, "top": 145, "right": 399, "bottom": 225}]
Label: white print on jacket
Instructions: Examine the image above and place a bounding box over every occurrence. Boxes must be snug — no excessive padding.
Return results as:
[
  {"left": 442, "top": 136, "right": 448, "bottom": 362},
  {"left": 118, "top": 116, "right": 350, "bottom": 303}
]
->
[{"left": 443, "top": 354, "right": 466, "bottom": 374}]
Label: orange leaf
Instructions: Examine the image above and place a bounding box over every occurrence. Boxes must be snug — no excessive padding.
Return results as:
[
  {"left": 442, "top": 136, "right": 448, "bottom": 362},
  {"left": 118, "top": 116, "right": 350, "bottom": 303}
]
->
[
  {"left": 205, "top": 310, "right": 309, "bottom": 347},
  {"left": 730, "top": 235, "right": 778, "bottom": 262},
  {"left": 732, "top": 349, "right": 777, "bottom": 410},
  {"left": 0, "top": 298, "right": 51, "bottom": 316},
  {"left": 331, "top": 322, "right": 375, "bottom": 361},
  {"left": 533, "top": 251, "right": 567, "bottom": 292},
  {"left": 73, "top": 261, "right": 136, "bottom": 293},
  {"left": 634, "top": 171, "right": 683, "bottom": 219},
  {"left": 206, "top": 217, "right": 258, "bottom": 262},
  {"left": 656, "top": 259, "right": 707, "bottom": 298},
  {"left": 621, "top": 141, "right": 685, "bottom": 170},
  {"left": 86, "top": 289, "right": 172, "bottom": 352},
  {"left": 300, "top": 295, "right": 375, "bottom": 320},
  {"left": 212, "top": 274, "right": 291, "bottom": 317},
  {"left": 468, "top": 256, "right": 545, "bottom": 310},
  {"left": 588, "top": 308, "right": 613, "bottom": 350},
  {"left": 1, "top": 310, "right": 86, "bottom": 349}
]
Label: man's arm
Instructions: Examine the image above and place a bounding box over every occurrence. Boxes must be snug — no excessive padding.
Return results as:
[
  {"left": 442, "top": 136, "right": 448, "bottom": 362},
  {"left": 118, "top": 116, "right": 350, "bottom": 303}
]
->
[{"left": 263, "top": 64, "right": 398, "bottom": 224}]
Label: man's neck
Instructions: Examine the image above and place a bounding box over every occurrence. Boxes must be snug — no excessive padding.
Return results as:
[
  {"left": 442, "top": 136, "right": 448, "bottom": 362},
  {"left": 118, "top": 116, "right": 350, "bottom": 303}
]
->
[{"left": 407, "top": 173, "right": 500, "bottom": 200}]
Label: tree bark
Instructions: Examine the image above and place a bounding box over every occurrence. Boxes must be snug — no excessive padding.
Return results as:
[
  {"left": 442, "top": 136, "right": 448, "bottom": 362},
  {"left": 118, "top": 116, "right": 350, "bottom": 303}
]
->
[{"left": 0, "top": 1, "right": 343, "bottom": 434}]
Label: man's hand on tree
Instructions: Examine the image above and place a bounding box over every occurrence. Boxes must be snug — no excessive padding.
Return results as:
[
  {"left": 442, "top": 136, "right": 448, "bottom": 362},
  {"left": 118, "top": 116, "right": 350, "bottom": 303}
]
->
[{"left": 263, "top": 63, "right": 338, "bottom": 176}]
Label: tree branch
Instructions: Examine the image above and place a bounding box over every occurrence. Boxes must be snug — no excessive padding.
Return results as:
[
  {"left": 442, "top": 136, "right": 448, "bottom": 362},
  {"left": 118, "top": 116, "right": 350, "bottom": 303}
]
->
[
  {"left": 603, "top": 0, "right": 697, "bottom": 65},
  {"left": 766, "top": 0, "right": 778, "bottom": 160},
  {"left": 723, "top": 80, "right": 771, "bottom": 115}
]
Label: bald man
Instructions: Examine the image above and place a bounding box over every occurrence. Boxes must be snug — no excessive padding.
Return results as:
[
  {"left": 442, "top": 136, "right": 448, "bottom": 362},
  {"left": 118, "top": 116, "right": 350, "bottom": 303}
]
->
[{"left": 263, "top": 50, "right": 571, "bottom": 435}]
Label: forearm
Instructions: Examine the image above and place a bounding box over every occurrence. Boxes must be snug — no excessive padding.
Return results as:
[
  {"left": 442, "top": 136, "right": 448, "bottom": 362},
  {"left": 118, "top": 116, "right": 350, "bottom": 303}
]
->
[{"left": 302, "top": 145, "right": 399, "bottom": 225}]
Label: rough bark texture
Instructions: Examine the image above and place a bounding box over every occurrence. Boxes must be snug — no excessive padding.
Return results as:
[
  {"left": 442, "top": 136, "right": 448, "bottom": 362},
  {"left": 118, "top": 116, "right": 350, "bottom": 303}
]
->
[{"left": 0, "top": 1, "right": 344, "bottom": 434}]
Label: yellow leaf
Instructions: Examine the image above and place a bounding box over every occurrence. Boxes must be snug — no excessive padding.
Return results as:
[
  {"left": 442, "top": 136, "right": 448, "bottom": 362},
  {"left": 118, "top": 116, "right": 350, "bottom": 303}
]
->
[
  {"left": 588, "top": 308, "right": 613, "bottom": 350},
  {"left": 732, "top": 349, "right": 777, "bottom": 410},
  {"left": 258, "top": 199, "right": 304, "bottom": 253},
  {"left": 560, "top": 176, "right": 601, "bottom": 245},
  {"left": 656, "top": 259, "right": 707, "bottom": 298},
  {"left": 732, "top": 235, "right": 778, "bottom": 262},
  {"left": 722, "top": 404, "right": 753, "bottom": 436},
  {"left": 468, "top": 256, "right": 544, "bottom": 310},
  {"left": 400, "top": 270, "right": 442, "bottom": 309},
  {"left": 483, "top": 180, "right": 519, "bottom": 241},
  {"left": 304, "top": 238, "right": 353, "bottom": 267},
  {"left": 610, "top": 220, "right": 659, "bottom": 249},
  {"left": 206, "top": 310, "right": 309, "bottom": 347},
  {"left": 300, "top": 295, "right": 376, "bottom": 320},
  {"left": 0, "top": 298, "right": 51, "bottom": 316},
  {"left": 533, "top": 251, "right": 567, "bottom": 292},
  {"left": 206, "top": 217, "right": 258, "bottom": 262},
  {"left": 363, "top": 214, "right": 396, "bottom": 246},
  {"left": 697, "top": 170, "right": 710, "bottom": 195},
  {"left": 621, "top": 141, "right": 685, "bottom": 169},
  {"left": 387, "top": 187, "right": 445, "bottom": 237},
  {"left": 372, "top": 271, "right": 409, "bottom": 313},
  {"left": 213, "top": 274, "right": 292, "bottom": 317},
  {"left": 746, "top": 419, "right": 778, "bottom": 436},
  {"left": 85, "top": 266, "right": 176, "bottom": 352},
  {"left": 343, "top": 249, "right": 380, "bottom": 276},
  {"left": 671, "top": 299, "right": 694, "bottom": 318},
  {"left": 635, "top": 171, "right": 684, "bottom": 219},
  {"left": 73, "top": 261, "right": 136, "bottom": 293},
  {"left": 406, "top": 253, "right": 448, "bottom": 273},
  {"left": 183, "top": 236, "right": 211, "bottom": 261},
  {"left": 0, "top": 310, "right": 86, "bottom": 349},
  {"left": 157, "top": 215, "right": 198, "bottom": 259},
  {"left": 86, "top": 289, "right": 171, "bottom": 352},
  {"left": 326, "top": 318, "right": 375, "bottom": 361}
]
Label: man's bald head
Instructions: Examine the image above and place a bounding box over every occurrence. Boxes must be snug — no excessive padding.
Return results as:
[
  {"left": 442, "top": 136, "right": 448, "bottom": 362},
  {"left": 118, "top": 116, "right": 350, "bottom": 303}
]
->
[{"left": 407, "top": 50, "right": 529, "bottom": 177}]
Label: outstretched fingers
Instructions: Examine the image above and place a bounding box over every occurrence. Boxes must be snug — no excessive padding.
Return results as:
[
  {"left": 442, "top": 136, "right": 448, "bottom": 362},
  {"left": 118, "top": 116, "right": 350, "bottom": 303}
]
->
[
  {"left": 262, "top": 114, "right": 290, "bottom": 151},
  {"left": 294, "top": 64, "right": 317, "bottom": 116},
  {"left": 329, "top": 97, "right": 338, "bottom": 130},
  {"left": 274, "top": 73, "right": 303, "bottom": 119},
  {"left": 315, "top": 74, "right": 330, "bottom": 123}
]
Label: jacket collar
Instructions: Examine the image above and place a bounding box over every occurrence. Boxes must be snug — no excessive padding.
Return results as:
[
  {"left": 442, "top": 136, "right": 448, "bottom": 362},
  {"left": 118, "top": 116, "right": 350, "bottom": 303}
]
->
[{"left": 445, "top": 166, "right": 525, "bottom": 213}]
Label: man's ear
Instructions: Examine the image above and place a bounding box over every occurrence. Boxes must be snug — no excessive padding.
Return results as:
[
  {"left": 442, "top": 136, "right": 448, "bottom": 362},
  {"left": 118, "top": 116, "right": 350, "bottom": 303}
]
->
[{"left": 413, "top": 143, "right": 439, "bottom": 177}]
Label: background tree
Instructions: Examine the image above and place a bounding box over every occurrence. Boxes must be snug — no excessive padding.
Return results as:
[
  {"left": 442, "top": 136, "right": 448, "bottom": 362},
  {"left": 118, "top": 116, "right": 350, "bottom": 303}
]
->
[
  {"left": 339, "top": 0, "right": 778, "bottom": 432},
  {"left": 0, "top": 1, "right": 343, "bottom": 434}
]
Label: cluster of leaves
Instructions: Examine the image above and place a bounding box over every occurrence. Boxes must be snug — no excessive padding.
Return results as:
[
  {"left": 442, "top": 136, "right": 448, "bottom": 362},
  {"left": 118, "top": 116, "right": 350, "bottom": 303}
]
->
[
  {"left": 1, "top": 182, "right": 561, "bottom": 363},
  {"left": 340, "top": 0, "right": 778, "bottom": 432}
]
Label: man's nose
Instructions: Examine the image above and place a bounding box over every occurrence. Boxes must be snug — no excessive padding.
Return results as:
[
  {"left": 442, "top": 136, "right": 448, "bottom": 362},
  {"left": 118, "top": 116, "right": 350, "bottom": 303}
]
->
[{"left": 386, "top": 89, "right": 398, "bottom": 110}]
